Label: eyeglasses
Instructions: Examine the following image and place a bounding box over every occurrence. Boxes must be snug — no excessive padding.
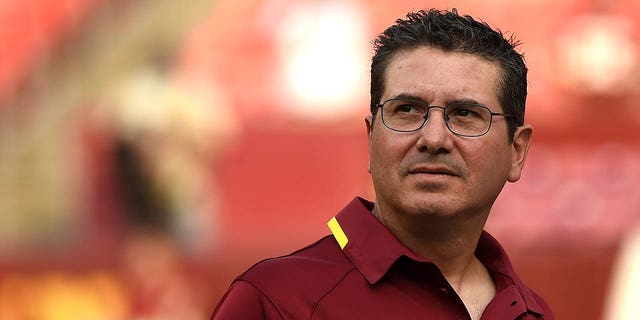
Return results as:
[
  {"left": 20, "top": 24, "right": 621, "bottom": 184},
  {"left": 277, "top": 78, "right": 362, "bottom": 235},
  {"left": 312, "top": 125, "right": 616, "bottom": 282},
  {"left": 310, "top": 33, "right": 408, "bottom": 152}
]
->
[{"left": 377, "top": 98, "right": 514, "bottom": 137}]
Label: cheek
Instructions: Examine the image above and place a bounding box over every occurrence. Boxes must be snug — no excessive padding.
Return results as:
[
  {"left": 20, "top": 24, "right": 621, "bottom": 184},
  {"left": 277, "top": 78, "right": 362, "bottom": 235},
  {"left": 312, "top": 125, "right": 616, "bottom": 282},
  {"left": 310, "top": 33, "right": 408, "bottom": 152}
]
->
[
  {"left": 369, "top": 137, "right": 390, "bottom": 172},
  {"left": 491, "top": 141, "right": 514, "bottom": 170},
  {"left": 463, "top": 141, "right": 511, "bottom": 179},
  {"left": 370, "top": 133, "right": 406, "bottom": 175}
]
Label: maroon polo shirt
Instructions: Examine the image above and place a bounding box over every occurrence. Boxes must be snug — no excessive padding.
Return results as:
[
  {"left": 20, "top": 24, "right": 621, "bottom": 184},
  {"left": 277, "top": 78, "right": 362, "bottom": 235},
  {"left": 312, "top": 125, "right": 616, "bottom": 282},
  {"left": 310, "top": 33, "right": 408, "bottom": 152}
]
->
[{"left": 212, "top": 197, "right": 554, "bottom": 319}]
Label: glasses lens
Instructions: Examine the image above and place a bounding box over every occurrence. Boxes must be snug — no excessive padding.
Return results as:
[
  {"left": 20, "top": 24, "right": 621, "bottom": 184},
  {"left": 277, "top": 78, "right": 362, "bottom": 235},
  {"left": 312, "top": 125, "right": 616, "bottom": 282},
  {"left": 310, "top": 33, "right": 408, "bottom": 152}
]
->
[
  {"left": 381, "top": 99, "right": 427, "bottom": 132},
  {"left": 445, "top": 105, "right": 491, "bottom": 136},
  {"left": 380, "top": 99, "right": 493, "bottom": 136}
]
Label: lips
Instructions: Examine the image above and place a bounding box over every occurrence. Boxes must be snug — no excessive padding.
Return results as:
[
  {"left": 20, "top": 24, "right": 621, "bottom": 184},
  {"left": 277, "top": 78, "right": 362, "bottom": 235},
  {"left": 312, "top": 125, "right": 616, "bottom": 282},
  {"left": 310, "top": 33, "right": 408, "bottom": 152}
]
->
[{"left": 408, "top": 165, "right": 457, "bottom": 176}]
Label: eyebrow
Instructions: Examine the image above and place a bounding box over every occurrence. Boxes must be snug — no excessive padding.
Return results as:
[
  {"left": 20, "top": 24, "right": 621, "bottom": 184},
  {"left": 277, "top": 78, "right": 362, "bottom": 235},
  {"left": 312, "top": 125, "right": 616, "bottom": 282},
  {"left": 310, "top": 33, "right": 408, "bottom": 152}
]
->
[
  {"left": 389, "top": 93, "right": 488, "bottom": 108},
  {"left": 446, "top": 99, "right": 487, "bottom": 108},
  {"left": 389, "top": 93, "right": 426, "bottom": 102}
]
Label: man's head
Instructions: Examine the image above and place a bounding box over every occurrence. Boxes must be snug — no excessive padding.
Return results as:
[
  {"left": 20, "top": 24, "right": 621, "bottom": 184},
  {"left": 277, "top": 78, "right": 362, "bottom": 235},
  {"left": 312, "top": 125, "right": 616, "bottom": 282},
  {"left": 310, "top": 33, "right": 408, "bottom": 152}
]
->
[
  {"left": 365, "top": 9, "right": 533, "bottom": 222},
  {"left": 370, "top": 9, "right": 527, "bottom": 140}
]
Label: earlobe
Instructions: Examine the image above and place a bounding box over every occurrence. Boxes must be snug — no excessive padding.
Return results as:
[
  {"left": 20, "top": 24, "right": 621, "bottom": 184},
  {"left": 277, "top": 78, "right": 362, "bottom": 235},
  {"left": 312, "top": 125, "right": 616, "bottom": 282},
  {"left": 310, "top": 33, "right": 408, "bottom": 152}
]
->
[{"left": 507, "top": 124, "right": 533, "bottom": 182}]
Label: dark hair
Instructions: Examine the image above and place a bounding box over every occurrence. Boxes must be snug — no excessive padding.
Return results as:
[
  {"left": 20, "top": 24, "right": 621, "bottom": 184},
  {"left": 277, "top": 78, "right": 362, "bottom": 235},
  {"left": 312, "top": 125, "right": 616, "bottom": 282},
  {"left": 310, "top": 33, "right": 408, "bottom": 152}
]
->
[{"left": 370, "top": 9, "right": 527, "bottom": 139}]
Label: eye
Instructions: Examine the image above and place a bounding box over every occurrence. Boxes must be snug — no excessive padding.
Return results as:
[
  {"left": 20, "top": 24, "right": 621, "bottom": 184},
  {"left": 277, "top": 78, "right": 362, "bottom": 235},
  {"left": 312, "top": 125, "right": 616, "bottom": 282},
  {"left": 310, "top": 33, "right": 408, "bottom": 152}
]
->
[
  {"left": 396, "top": 104, "right": 417, "bottom": 113},
  {"left": 391, "top": 101, "right": 425, "bottom": 114},
  {"left": 454, "top": 108, "right": 473, "bottom": 117},
  {"left": 448, "top": 105, "right": 483, "bottom": 118}
]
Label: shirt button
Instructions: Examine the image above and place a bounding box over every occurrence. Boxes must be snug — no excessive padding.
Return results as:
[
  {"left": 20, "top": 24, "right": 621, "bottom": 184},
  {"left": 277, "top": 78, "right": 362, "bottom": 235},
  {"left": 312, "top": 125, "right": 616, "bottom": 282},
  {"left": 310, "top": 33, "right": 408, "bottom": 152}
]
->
[{"left": 438, "top": 287, "right": 449, "bottom": 295}]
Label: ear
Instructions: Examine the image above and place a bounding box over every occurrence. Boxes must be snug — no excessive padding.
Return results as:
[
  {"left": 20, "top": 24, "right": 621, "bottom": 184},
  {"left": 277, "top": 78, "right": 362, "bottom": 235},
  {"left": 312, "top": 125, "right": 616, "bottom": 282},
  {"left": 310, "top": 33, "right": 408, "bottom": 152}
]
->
[
  {"left": 507, "top": 124, "right": 533, "bottom": 182},
  {"left": 365, "top": 115, "right": 373, "bottom": 173},
  {"left": 365, "top": 114, "right": 374, "bottom": 138}
]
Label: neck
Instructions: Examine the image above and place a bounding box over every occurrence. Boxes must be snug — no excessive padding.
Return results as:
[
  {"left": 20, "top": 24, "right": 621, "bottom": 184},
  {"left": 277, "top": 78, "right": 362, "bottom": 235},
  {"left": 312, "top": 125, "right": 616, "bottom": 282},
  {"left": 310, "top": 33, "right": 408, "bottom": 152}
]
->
[
  {"left": 372, "top": 201, "right": 488, "bottom": 283},
  {"left": 372, "top": 201, "right": 497, "bottom": 319}
]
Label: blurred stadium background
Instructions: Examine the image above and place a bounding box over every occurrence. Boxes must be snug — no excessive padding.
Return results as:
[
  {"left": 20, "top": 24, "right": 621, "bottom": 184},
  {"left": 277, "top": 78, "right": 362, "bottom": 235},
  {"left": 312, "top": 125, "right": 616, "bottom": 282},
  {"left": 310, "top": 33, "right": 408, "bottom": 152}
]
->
[{"left": 1, "top": 0, "right": 640, "bottom": 319}]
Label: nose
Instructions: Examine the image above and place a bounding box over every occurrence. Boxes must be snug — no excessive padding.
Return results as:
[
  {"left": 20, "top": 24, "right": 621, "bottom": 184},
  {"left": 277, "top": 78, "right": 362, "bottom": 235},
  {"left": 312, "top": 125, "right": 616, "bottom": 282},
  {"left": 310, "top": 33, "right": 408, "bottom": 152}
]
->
[{"left": 416, "top": 107, "right": 453, "bottom": 154}]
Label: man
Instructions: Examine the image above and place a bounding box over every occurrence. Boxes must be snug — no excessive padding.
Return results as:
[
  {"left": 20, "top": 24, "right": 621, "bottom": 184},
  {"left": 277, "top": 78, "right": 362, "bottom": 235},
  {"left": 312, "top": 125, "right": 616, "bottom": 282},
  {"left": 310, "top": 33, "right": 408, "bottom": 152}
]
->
[{"left": 212, "top": 8, "right": 554, "bottom": 320}]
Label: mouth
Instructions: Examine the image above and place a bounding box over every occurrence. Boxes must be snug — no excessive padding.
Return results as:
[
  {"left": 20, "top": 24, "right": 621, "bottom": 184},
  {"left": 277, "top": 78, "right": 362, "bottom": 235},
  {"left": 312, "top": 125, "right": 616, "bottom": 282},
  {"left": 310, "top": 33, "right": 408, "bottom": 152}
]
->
[{"left": 408, "top": 166, "right": 457, "bottom": 176}]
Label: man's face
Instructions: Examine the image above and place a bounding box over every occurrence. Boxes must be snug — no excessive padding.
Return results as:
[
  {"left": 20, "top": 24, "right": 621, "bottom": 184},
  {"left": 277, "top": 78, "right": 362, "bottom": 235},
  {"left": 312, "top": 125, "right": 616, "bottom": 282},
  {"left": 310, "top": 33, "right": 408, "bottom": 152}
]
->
[{"left": 366, "top": 46, "right": 532, "bottom": 219}]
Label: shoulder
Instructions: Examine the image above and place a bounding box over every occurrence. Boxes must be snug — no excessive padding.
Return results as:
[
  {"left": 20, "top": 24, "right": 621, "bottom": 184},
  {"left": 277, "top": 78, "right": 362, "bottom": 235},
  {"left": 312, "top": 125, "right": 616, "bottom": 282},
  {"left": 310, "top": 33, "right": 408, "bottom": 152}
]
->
[
  {"left": 239, "top": 235, "right": 355, "bottom": 289},
  {"left": 231, "top": 235, "right": 357, "bottom": 314},
  {"left": 212, "top": 280, "right": 283, "bottom": 319}
]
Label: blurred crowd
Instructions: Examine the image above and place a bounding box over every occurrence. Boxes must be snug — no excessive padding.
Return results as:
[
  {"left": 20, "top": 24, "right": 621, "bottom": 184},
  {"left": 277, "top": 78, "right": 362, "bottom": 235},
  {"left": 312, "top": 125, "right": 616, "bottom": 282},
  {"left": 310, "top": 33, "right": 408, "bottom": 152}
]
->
[{"left": 1, "top": 0, "right": 640, "bottom": 319}]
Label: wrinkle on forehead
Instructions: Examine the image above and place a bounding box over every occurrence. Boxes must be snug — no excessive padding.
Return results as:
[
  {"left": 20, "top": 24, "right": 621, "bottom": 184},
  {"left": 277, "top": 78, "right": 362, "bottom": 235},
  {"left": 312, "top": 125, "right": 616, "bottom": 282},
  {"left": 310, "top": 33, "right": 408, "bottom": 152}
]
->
[{"left": 382, "top": 46, "right": 502, "bottom": 111}]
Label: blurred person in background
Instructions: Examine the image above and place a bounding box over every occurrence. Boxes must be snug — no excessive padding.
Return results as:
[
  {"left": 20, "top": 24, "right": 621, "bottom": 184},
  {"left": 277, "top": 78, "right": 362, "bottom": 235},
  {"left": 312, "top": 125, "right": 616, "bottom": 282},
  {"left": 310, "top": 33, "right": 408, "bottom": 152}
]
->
[
  {"left": 95, "top": 66, "right": 238, "bottom": 253},
  {"left": 92, "top": 66, "right": 238, "bottom": 319},
  {"left": 212, "top": 8, "right": 553, "bottom": 320}
]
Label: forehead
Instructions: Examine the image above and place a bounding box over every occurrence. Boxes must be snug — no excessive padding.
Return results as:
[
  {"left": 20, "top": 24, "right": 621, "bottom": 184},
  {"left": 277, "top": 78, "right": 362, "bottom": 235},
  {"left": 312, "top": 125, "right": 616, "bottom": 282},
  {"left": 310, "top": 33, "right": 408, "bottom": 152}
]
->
[{"left": 383, "top": 46, "right": 501, "bottom": 107}]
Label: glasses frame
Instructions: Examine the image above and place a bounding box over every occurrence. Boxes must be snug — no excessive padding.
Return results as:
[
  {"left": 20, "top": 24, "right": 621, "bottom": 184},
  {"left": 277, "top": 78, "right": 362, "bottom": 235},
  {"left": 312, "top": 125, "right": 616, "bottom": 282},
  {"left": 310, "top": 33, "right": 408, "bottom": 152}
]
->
[{"left": 377, "top": 98, "right": 515, "bottom": 137}]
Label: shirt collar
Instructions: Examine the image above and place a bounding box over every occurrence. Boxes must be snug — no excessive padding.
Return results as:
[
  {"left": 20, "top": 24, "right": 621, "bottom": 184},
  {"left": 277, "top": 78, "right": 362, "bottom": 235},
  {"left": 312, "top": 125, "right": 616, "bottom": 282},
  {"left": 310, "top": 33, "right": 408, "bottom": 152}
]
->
[
  {"left": 327, "top": 197, "right": 545, "bottom": 316},
  {"left": 476, "top": 231, "right": 546, "bottom": 315},
  {"left": 328, "top": 197, "right": 419, "bottom": 284}
]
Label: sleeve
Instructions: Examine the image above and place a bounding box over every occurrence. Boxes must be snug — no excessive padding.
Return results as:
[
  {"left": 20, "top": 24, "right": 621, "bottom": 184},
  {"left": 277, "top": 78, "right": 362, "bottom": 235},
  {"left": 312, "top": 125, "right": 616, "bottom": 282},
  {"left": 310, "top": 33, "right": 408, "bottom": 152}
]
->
[{"left": 211, "top": 280, "right": 283, "bottom": 320}]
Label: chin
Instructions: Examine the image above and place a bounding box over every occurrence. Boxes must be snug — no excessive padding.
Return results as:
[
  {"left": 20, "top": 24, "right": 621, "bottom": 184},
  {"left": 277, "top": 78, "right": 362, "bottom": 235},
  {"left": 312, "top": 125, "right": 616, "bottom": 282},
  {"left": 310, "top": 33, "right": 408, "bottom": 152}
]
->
[{"left": 399, "top": 196, "right": 459, "bottom": 218}]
